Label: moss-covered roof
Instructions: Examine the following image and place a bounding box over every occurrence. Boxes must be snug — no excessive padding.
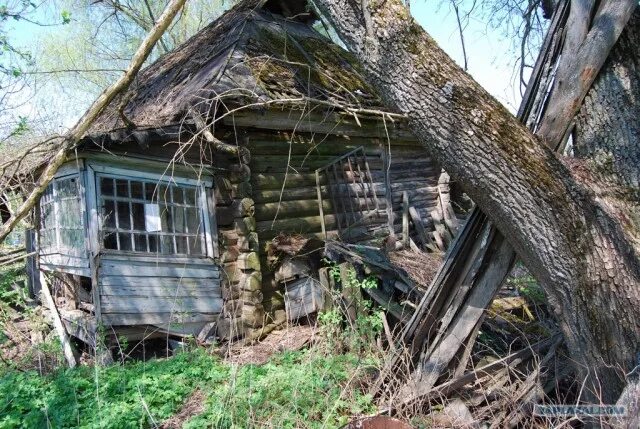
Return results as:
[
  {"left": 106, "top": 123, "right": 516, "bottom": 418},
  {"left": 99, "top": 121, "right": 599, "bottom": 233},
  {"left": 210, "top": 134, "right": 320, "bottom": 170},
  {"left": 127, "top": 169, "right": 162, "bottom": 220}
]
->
[{"left": 88, "top": 0, "right": 389, "bottom": 135}]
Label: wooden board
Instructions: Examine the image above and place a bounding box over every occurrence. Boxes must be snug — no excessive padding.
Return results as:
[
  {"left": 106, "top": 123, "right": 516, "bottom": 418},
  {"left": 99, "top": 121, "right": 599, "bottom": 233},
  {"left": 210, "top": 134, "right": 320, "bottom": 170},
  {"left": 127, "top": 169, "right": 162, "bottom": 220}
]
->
[{"left": 100, "top": 296, "right": 222, "bottom": 313}]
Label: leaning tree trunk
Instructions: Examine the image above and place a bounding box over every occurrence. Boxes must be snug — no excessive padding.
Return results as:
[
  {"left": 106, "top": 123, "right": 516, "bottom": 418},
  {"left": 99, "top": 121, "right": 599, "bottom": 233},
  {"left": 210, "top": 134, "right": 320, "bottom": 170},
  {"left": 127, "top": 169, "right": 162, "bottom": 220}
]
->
[{"left": 315, "top": 0, "right": 640, "bottom": 402}]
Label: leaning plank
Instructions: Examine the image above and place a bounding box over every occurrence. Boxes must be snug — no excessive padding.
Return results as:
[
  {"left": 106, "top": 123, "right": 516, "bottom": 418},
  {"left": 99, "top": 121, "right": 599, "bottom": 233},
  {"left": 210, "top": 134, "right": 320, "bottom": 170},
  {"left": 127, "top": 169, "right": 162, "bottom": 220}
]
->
[{"left": 40, "top": 271, "right": 77, "bottom": 368}]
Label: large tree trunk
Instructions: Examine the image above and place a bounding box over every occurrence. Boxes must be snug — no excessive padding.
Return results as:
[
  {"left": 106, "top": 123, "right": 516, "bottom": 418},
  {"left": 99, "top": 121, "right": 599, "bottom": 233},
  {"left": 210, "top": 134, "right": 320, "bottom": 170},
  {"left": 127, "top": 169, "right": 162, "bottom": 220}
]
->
[{"left": 315, "top": 0, "right": 640, "bottom": 401}]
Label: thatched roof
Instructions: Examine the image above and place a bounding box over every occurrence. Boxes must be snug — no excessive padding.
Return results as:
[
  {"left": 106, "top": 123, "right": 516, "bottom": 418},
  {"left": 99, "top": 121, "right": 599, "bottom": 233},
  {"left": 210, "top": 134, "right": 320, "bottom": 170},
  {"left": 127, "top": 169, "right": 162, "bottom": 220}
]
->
[{"left": 88, "top": 0, "right": 388, "bottom": 136}]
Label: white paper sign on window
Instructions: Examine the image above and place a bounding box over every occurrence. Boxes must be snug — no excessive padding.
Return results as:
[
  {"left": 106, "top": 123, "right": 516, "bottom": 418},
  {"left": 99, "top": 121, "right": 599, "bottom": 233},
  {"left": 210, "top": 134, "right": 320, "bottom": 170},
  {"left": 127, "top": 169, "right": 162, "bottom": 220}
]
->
[{"left": 144, "top": 203, "right": 161, "bottom": 232}]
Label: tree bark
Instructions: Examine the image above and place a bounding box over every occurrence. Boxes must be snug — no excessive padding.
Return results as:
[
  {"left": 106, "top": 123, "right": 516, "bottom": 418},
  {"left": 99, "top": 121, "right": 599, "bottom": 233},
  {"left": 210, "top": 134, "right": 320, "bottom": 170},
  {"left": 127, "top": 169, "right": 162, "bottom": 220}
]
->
[{"left": 315, "top": 0, "right": 640, "bottom": 401}]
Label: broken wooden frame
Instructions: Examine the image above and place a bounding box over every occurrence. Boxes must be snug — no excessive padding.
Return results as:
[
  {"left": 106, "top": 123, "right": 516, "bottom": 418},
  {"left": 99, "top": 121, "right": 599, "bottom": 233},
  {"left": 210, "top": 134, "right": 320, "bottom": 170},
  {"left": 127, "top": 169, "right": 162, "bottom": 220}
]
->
[{"left": 315, "top": 146, "right": 382, "bottom": 239}]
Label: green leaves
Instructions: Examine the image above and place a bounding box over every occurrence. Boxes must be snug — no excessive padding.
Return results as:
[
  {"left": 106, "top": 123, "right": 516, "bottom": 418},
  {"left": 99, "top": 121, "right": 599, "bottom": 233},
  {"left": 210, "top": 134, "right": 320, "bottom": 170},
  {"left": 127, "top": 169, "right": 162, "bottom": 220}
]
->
[{"left": 61, "top": 10, "right": 71, "bottom": 24}]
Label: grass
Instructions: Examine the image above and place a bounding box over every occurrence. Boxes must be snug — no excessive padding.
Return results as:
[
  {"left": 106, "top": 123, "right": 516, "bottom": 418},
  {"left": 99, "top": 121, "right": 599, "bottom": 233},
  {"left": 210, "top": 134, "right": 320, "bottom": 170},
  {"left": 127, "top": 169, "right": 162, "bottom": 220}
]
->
[{"left": 0, "top": 348, "right": 378, "bottom": 428}]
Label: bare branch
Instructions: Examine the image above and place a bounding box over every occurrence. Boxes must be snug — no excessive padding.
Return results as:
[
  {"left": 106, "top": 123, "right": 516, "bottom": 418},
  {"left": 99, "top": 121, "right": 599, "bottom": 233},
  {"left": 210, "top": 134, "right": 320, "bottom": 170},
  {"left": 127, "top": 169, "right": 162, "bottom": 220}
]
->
[{"left": 0, "top": 0, "right": 188, "bottom": 242}]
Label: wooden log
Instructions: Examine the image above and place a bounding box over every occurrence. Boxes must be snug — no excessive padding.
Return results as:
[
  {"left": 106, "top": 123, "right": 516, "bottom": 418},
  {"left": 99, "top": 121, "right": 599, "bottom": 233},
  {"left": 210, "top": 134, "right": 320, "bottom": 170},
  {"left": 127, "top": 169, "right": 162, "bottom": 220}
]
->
[
  {"left": 409, "top": 206, "right": 435, "bottom": 250},
  {"left": 220, "top": 229, "right": 239, "bottom": 247},
  {"left": 238, "top": 232, "right": 259, "bottom": 252},
  {"left": 232, "top": 181, "right": 252, "bottom": 199},
  {"left": 242, "top": 304, "right": 265, "bottom": 328},
  {"left": 221, "top": 247, "right": 239, "bottom": 263},
  {"left": 234, "top": 216, "right": 256, "bottom": 235},
  {"left": 237, "top": 252, "right": 260, "bottom": 271},
  {"left": 229, "top": 164, "right": 251, "bottom": 183},
  {"left": 221, "top": 262, "right": 241, "bottom": 285},
  {"left": 238, "top": 271, "right": 262, "bottom": 292},
  {"left": 216, "top": 316, "right": 250, "bottom": 340}
]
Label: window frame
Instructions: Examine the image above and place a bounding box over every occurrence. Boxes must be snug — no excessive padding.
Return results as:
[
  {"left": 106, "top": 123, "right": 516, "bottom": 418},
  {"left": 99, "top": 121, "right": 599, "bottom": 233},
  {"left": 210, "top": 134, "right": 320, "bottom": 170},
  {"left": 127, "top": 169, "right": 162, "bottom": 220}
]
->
[
  {"left": 38, "top": 172, "right": 87, "bottom": 257},
  {"left": 94, "top": 168, "right": 215, "bottom": 259}
]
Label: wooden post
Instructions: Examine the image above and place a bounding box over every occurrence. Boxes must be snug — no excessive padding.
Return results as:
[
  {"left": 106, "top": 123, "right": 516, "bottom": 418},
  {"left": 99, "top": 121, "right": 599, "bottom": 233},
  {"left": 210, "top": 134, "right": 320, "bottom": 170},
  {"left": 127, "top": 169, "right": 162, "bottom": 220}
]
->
[
  {"left": 40, "top": 271, "right": 77, "bottom": 368},
  {"left": 379, "top": 140, "right": 395, "bottom": 238},
  {"left": 316, "top": 169, "right": 327, "bottom": 238},
  {"left": 402, "top": 191, "right": 409, "bottom": 248}
]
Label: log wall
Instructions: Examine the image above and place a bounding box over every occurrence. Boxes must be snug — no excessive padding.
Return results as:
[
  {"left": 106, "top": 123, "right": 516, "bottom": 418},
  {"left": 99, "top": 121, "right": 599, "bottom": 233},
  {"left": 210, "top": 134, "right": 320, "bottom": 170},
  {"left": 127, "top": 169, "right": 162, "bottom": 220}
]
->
[{"left": 245, "top": 128, "right": 445, "bottom": 313}]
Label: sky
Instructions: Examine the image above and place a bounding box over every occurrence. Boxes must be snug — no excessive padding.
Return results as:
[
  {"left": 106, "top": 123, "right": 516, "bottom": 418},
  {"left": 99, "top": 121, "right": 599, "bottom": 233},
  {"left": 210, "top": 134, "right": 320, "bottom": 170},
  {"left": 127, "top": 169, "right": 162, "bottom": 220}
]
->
[
  {"left": 3, "top": 0, "right": 533, "bottom": 129},
  {"left": 410, "top": 0, "right": 528, "bottom": 112}
]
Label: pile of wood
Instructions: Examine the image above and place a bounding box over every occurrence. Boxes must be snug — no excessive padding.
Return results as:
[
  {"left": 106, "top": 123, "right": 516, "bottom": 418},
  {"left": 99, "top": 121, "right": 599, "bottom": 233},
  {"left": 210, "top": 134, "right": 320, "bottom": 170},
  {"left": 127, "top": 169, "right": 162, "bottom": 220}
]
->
[{"left": 322, "top": 228, "right": 570, "bottom": 427}]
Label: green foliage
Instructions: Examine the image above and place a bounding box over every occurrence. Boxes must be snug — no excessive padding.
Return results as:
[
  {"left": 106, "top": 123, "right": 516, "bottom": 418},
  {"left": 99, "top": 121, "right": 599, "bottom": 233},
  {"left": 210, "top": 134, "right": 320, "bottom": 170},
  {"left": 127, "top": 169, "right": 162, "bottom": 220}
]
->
[
  {"left": 0, "top": 349, "right": 377, "bottom": 429},
  {"left": 319, "top": 263, "right": 383, "bottom": 354},
  {"left": 0, "top": 263, "right": 27, "bottom": 310},
  {"left": 185, "top": 350, "right": 376, "bottom": 429},
  {"left": 60, "top": 10, "right": 71, "bottom": 24},
  {"left": 0, "top": 350, "right": 227, "bottom": 428}
]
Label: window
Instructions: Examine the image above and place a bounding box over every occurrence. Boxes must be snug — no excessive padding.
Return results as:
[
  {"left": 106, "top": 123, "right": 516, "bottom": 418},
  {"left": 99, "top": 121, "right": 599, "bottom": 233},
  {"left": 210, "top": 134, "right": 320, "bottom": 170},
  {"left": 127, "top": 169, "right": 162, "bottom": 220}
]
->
[
  {"left": 39, "top": 175, "right": 85, "bottom": 256},
  {"left": 98, "top": 176, "right": 206, "bottom": 256}
]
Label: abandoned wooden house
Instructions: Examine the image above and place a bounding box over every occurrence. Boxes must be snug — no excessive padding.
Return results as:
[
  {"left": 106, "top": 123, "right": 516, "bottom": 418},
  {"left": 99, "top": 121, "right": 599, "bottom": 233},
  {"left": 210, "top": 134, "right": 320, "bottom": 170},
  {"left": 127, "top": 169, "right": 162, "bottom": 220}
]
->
[{"left": 24, "top": 0, "right": 463, "bottom": 349}]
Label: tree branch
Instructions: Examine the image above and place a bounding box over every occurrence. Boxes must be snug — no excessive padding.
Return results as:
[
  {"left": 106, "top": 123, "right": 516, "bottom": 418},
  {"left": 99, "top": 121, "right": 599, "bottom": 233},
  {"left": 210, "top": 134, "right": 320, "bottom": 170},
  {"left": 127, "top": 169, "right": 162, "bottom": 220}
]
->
[{"left": 0, "top": 0, "right": 187, "bottom": 242}]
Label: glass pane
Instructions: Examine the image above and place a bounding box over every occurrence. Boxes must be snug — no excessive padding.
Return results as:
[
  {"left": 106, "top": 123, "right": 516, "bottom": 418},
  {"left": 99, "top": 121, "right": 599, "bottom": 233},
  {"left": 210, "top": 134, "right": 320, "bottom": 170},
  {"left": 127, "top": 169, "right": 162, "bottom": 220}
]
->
[
  {"left": 148, "top": 234, "right": 159, "bottom": 253},
  {"left": 117, "top": 201, "right": 131, "bottom": 229},
  {"left": 133, "top": 233, "right": 147, "bottom": 252},
  {"left": 174, "top": 207, "right": 185, "bottom": 233},
  {"left": 132, "top": 203, "right": 145, "bottom": 230},
  {"left": 57, "top": 177, "right": 78, "bottom": 198},
  {"left": 116, "top": 179, "right": 129, "bottom": 198},
  {"left": 42, "top": 183, "right": 54, "bottom": 203},
  {"left": 103, "top": 231, "right": 118, "bottom": 250},
  {"left": 41, "top": 203, "right": 54, "bottom": 229},
  {"left": 185, "top": 207, "right": 200, "bottom": 234},
  {"left": 145, "top": 182, "right": 157, "bottom": 202},
  {"left": 41, "top": 230, "right": 55, "bottom": 248},
  {"left": 160, "top": 205, "right": 173, "bottom": 233},
  {"left": 176, "top": 236, "right": 188, "bottom": 254},
  {"left": 184, "top": 187, "right": 197, "bottom": 205},
  {"left": 189, "top": 235, "right": 203, "bottom": 255},
  {"left": 172, "top": 187, "right": 184, "bottom": 204},
  {"left": 118, "top": 233, "right": 132, "bottom": 251},
  {"left": 103, "top": 200, "right": 116, "bottom": 228},
  {"left": 157, "top": 184, "right": 169, "bottom": 204},
  {"left": 59, "top": 199, "right": 81, "bottom": 228},
  {"left": 61, "top": 229, "right": 84, "bottom": 249},
  {"left": 101, "top": 178, "right": 114, "bottom": 196},
  {"left": 131, "top": 181, "right": 144, "bottom": 200},
  {"left": 161, "top": 235, "right": 174, "bottom": 254}
]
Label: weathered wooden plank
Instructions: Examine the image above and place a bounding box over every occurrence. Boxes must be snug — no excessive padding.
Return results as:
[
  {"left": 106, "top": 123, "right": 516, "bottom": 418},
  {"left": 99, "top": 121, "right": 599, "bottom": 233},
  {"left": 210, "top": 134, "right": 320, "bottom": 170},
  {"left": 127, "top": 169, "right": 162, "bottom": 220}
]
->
[
  {"left": 99, "top": 259, "right": 220, "bottom": 278},
  {"left": 100, "top": 284, "right": 221, "bottom": 298},
  {"left": 102, "top": 312, "right": 216, "bottom": 326},
  {"left": 99, "top": 275, "right": 217, "bottom": 287},
  {"left": 100, "top": 296, "right": 223, "bottom": 313},
  {"left": 40, "top": 264, "right": 91, "bottom": 277},
  {"left": 40, "top": 253, "right": 89, "bottom": 269}
]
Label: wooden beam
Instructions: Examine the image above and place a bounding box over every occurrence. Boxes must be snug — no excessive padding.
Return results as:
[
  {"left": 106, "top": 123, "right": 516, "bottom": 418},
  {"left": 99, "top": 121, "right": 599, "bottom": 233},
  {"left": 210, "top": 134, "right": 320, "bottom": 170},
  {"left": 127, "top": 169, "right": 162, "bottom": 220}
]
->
[{"left": 40, "top": 271, "right": 77, "bottom": 368}]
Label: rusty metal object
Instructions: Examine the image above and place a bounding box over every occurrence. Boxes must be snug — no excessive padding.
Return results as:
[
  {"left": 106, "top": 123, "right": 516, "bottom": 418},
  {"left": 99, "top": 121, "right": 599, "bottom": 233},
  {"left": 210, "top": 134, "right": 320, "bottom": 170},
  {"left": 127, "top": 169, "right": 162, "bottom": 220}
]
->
[{"left": 346, "top": 416, "right": 413, "bottom": 429}]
